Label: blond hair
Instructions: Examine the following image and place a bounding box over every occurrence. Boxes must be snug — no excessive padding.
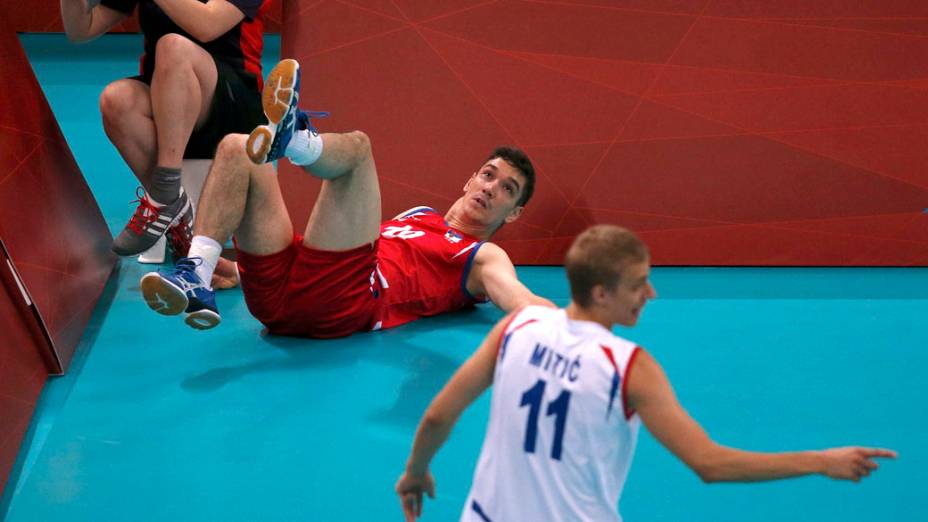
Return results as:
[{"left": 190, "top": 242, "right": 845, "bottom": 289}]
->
[{"left": 565, "top": 225, "right": 649, "bottom": 307}]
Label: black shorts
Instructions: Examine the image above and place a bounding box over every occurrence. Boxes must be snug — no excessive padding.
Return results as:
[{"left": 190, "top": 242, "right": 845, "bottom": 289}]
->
[{"left": 130, "top": 57, "right": 264, "bottom": 159}]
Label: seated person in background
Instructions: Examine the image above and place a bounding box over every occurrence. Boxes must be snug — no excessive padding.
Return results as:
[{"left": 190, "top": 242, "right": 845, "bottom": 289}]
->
[
  {"left": 395, "top": 224, "right": 897, "bottom": 521},
  {"left": 139, "top": 59, "right": 554, "bottom": 334},
  {"left": 60, "top": 0, "right": 272, "bottom": 257}
]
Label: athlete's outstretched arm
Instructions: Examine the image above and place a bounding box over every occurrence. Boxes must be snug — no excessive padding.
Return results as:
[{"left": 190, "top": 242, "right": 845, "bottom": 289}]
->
[
  {"left": 627, "top": 350, "right": 897, "bottom": 483},
  {"left": 468, "top": 243, "right": 554, "bottom": 312},
  {"left": 395, "top": 312, "right": 510, "bottom": 521},
  {"left": 153, "top": 0, "right": 246, "bottom": 42}
]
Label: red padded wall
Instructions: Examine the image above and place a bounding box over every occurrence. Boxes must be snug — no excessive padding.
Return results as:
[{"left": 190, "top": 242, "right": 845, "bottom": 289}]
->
[
  {"left": 0, "top": 260, "right": 49, "bottom": 500},
  {"left": 279, "top": 0, "right": 928, "bottom": 265},
  {"left": 0, "top": 22, "right": 117, "bottom": 373},
  {"left": 6, "top": 0, "right": 283, "bottom": 33},
  {"left": 0, "top": 17, "right": 117, "bottom": 498}
]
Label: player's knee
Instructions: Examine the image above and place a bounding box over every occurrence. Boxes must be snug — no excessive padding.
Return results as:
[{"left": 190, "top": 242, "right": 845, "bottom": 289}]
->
[
  {"left": 154, "top": 33, "right": 196, "bottom": 67},
  {"left": 347, "top": 130, "right": 372, "bottom": 164},
  {"left": 215, "top": 134, "right": 249, "bottom": 164},
  {"left": 99, "top": 82, "right": 139, "bottom": 130}
]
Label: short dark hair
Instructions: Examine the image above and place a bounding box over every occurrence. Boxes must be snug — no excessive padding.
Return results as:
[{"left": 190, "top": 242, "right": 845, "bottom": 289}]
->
[
  {"left": 565, "top": 225, "right": 649, "bottom": 307},
  {"left": 486, "top": 146, "right": 536, "bottom": 207}
]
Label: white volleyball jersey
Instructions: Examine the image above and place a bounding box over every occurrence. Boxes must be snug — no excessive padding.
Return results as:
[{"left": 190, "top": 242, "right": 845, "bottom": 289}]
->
[{"left": 461, "top": 306, "right": 642, "bottom": 522}]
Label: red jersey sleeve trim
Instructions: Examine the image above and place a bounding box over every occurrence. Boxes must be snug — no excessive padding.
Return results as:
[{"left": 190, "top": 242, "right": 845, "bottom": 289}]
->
[
  {"left": 495, "top": 308, "right": 536, "bottom": 358},
  {"left": 622, "top": 346, "right": 642, "bottom": 420}
]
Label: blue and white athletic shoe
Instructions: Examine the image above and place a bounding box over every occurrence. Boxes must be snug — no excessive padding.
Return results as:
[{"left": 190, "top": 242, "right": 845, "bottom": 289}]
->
[
  {"left": 246, "top": 58, "right": 328, "bottom": 164},
  {"left": 140, "top": 257, "right": 221, "bottom": 330}
]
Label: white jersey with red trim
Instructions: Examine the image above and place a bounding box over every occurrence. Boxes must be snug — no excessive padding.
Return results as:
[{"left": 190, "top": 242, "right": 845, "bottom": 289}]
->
[{"left": 462, "top": 305, "right": 642, "bottom": 522}]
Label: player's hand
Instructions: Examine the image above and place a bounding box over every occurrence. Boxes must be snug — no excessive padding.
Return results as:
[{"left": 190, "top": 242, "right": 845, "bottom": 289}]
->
[
  {"left": 395, "top": 470, "right": 435, "bottom": 521},
  {"left": 820, "top": 446, "right": 897, "bottom": 482},
  {"left": 211, "top": 257, "right": 240, "bottom": 290}
]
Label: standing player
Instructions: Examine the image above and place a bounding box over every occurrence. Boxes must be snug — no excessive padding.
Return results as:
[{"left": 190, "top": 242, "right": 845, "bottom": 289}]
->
[
  {"left": 139, "top": 59, "right": 553, "bottom": 334},
  {"left": 395, "top": 225, "right": 896, "bottom": 521}
]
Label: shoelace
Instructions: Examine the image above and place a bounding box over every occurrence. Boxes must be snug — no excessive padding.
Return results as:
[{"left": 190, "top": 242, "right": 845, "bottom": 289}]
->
[
  {"left": 167, "top": 221, "right": 191, "bottom": 256},
  {"left": 167, "top": 209, "right": 193, "bottom": 256},
  {"left": 126, "top": 187, "right": 161, "bottom": 235},
  {"left": 169, "top": 257, "right": 205, "bottom": 292},
  {"left": 297, "top": 110, "right": 329, "bottom": 136}
]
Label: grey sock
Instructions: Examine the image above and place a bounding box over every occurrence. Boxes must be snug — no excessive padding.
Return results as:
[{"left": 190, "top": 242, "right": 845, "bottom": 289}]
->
[{"left": 149, "top": 166, "right": 182, "bottom": 204}]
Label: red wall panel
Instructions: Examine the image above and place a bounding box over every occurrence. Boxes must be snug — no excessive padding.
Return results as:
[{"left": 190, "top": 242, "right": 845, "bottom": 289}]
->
[
  {"left": 275, "top": 1, "right": 928, "bottom": 265},
  {"left": 0, "top": 21, "right": 117, "bottom": 373},
  {"left": 0, "top": 16, "right": 117, "bottom": 498},
  {"left": 5, "top": 0, "right": 282, "bottom": 33},
  {"left": 1, "top": 18, "right": 117, "bottom": 370},
  {"left": 0, "top": 262, "right": 49, "bottom": 501}
]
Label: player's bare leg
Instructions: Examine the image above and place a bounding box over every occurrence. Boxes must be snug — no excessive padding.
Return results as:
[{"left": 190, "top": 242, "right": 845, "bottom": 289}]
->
[
  {"left": 104, "top": 34, "right": 217, "bottom": 256},
  {"left": 245, "top": 58, "right": 380, "bottom": 251},
  {"left": 149, "top": 34, "right": 218, "bottom": 172},
  {"left": 196, "top": 134, "right": 293, "bottom": 256},
  {"left": 140, "top": 133, "right": 292, "bottom": 329},
  {"left": 99, "top": 79, "right": 158, "bottom": 188},
  {"left": 300, "top": 131, "right": 381, "bottom": 251}
]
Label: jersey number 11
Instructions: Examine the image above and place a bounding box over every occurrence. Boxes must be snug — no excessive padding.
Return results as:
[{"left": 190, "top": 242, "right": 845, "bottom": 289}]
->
[{"left": 520, "top": 379, "right": 571, "bottom": 461}]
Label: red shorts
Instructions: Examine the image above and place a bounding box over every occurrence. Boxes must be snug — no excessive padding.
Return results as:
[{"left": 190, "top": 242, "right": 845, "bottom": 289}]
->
[{"left": 236, "top": 235, "right": 380, "bottom": 338}]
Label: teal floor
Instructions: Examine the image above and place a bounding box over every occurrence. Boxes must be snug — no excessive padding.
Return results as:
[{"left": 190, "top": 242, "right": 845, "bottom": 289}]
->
[{"left": 3, "top": 34, "right": 927, "bottom": 521}]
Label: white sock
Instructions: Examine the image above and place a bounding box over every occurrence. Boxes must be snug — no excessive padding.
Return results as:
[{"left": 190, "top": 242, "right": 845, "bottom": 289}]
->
[
  {"left": 285, "top": 129, "right": 324, "bottom": 166},
  {"left": 188, "top": 235, "right": 222, "bottom": 288}
]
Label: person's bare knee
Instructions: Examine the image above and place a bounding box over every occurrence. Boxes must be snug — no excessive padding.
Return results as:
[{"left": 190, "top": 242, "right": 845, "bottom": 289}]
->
[
  {"left": 214, "top": 134, "right": 251, "bottom": 171},
  {"left": 302, "top": 130, "right": 381, "bottom": 250},
  {"left": 193, "top": 134, "right": 252, "bottom": 239},
  {"left": 311, "top": 130, "right": 374, "bottom": 181},
  {"left": 209, "top": 134, "right": 292, "bottom": 255},
  {"left": 203, "top": 133, "right": 255, "bottom": 201},
  {"left": 347, "top": 130, "right": 372, "bottom": 162},
  {"left": 151, "top": 33, "right": 216, "bottom": 129},
  {"left": 99, "top": 81, "right": 148, "bottom": 136},
  {"left": 99, "top": 83, "right": 130, "bottom": 122},
  {"left": 153, "top": 33, "right": 198, "bottom": 69},
  {"left": 341, "top": 130, "right": 373, "bottom": 173}
]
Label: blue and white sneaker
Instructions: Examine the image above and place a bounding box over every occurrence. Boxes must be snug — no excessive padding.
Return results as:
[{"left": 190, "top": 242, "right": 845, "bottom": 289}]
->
[
  {"left": 245, "top": 58, "right": 328, "bottom": 164},
  {"left": 140, "top": 257, "right": 221, "bottom": 330}
]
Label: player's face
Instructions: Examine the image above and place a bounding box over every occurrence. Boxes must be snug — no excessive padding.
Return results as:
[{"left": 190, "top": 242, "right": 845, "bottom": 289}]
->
[
  {"left": 462, "top": 158, "right": 526, "bottom": 228},
  {"left": 607, "top": 260, "right": 656, "bottom": 327}
]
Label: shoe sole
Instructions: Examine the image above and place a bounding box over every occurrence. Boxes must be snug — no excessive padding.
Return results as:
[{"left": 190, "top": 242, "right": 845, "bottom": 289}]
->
[
  {"left": 246, "top": 59, "right": 300, "bottom": 164},
  {"left": 185, "top": 309, "right": 221, "bottom": 330},
  {"left": 140, "top": 273, "right": 188, "bottom": 316},
  {"left": 245, "top": 126, "right": 273, "bottom": 165}
]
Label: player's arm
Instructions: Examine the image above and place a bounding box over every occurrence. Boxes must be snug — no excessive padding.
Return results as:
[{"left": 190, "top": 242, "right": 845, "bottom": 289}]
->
[
  {"left": 395, "top": 312, "right": 510, "bottom": 521},
  {"left": 468, "top": 242, "right": 555, "bottom": 312},
  {"left": 61, "top": 0, "right": 129, "bottom": 43},
  {"left": 153, "top": 0, "right": 246, "bottom": 42},
  {"left": 627, "top": 349, "right": 897, "bottom": 483}
]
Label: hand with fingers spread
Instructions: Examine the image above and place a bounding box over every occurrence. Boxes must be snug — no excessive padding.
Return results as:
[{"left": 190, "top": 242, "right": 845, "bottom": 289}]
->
[
  {"left": 395, "top": 470, "right": 435, "bottom": 521},
  {"left": 820, "top": 447, "right": 898, "bottom": 482}
]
